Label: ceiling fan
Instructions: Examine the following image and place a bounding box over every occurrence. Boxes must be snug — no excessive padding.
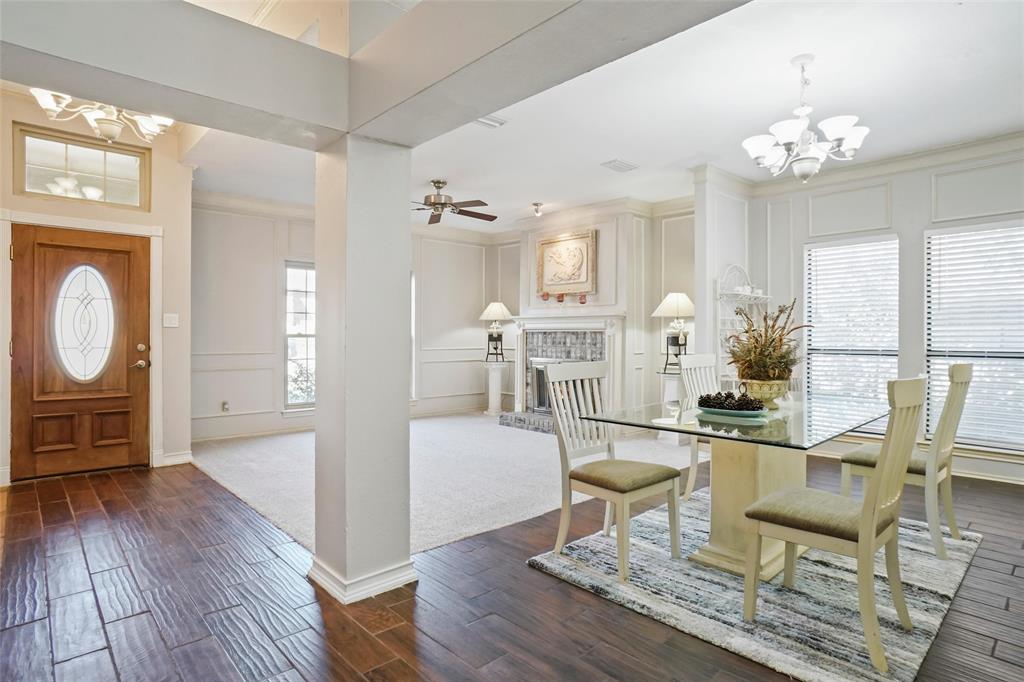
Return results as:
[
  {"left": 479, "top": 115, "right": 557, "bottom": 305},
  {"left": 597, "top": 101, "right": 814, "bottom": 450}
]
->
[{"left": 412, "top": 179, "right": 497, "bottom": 225}]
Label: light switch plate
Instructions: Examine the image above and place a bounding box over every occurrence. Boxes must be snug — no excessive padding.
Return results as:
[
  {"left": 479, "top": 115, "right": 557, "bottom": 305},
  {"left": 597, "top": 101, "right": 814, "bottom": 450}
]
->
[{"left": 163, "top": 313, "right": 180, "bottom": 328}]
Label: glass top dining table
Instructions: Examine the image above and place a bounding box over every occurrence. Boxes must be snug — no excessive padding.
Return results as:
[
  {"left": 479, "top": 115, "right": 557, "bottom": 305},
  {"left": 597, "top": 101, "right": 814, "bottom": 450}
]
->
[
  {"left": 581, "top": 393, "right": 890, "bottom": 451},
  {"left": 581, "top": 392, "right": 891, "bottom": 579}
]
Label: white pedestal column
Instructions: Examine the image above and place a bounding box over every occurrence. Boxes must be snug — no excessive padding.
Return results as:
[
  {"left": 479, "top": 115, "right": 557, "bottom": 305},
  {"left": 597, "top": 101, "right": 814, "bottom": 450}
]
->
[
  {"left": 310, "top": 134, "right": 416, "bottom": 603},
  {"left": 484, "top": 362, "right": 507, "bottom": 416}
]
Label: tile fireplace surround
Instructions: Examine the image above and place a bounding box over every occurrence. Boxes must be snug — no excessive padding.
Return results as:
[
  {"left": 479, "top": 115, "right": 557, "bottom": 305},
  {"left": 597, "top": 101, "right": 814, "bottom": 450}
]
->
[{"left": 507, "top": 317, "right": 625, "bottom": 425}]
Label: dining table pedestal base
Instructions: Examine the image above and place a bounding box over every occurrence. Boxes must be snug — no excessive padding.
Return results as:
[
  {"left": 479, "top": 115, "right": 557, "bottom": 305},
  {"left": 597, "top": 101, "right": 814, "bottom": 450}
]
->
[{"left": 689, "top": 439, "right": 808, "bottom": 580}]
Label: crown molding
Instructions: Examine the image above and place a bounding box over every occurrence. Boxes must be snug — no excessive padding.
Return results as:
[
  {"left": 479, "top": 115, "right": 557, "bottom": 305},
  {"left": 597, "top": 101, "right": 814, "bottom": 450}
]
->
[
  {"left": 192, "top": 190, "right": 314, "bottom": 220},
  {"left": 651, "top": 196, "right": 695, "bottom": 217},
  {"left": 749, "top": 131, "right": 1024, "bottom": 197}
]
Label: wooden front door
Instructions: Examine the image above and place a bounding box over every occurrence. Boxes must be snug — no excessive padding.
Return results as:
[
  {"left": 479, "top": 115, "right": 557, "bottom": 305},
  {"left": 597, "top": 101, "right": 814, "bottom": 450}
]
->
[{"left": 11, "top": 224, "right": 150, "bottom": 480}]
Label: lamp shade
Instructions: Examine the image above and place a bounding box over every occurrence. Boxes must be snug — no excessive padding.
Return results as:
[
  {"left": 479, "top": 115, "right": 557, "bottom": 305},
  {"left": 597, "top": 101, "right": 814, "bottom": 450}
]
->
[
  {"left": 479, "top": 301, "right": 512, "bottom": 321},
  {"left": 651, "top": 293, "right": 695, "bottom": 318}
]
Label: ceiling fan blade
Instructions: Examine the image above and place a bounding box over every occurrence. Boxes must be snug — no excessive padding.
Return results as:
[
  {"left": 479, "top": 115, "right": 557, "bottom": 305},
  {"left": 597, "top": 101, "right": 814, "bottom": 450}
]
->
[
  {"left": 451, "top": 200, "right": 487, "bottom": 208},
  {"left": 428, "top": 211, "right": 442, "bottom": 225},
  {"left": 412, "top": 207, "right": 432, "bottom": 211},
  {"left": 456, "top": 209, "right": 498, "bottom": 222}
]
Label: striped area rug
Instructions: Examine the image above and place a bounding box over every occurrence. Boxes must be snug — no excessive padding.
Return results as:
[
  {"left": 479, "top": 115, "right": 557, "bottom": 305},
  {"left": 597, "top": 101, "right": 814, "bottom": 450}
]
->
[{"left": 528, "top": 489, "right": 980, "bottom": 682}]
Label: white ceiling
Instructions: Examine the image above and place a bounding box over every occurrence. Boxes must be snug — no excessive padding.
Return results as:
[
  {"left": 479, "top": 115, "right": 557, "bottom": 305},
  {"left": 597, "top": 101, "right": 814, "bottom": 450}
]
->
[{"left": 186, "top": 0, "right": 1024, "bottom": 231}]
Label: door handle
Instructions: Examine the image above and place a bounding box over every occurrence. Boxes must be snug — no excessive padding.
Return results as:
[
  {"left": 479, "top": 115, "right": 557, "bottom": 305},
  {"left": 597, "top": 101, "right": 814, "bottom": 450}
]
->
[{"left": 131, "top": 360, "right": 148, "bottom": 369}]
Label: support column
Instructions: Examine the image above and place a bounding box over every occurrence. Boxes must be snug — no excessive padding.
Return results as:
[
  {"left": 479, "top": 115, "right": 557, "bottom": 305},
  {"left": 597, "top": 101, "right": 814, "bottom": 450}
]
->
[{"left": 310, "top": 134, "right": 415, "bottom": 603}]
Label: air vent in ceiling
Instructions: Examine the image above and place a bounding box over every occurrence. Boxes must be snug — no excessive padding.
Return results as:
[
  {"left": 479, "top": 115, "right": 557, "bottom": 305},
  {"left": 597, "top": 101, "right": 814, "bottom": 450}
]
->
[
  {"left": 474, "top": 115, "right": 508, "bottom": 129},
  {"left": 600, "top": 158, "right": 638, "bottom": 173}
]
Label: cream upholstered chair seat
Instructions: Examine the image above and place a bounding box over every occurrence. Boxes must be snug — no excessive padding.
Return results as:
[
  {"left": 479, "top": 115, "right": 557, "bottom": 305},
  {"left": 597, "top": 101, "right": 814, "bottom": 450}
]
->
[
  {"left": 547, "top": 360, "right": 682, "bottom": 582},
  {"left": 570, "top": 460, "right": 680, "bottom": 494},
  {"left": 840, "top": 363, "right": 972, "bottom": 560},
  {"left": 743, "top": 376, "right": 926, "bottom": 674},
  {"left": 843, "top": 443, "right": 944, "bottom": 477},
  {"left": 746, "top": 487, "right": 894, "bottom": 543}
]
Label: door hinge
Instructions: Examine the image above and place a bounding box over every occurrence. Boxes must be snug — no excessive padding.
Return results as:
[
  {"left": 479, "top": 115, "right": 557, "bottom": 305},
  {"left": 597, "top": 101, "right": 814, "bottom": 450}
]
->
[
  {"left": 8, "top": 339, "right": 11, "bottom": 357},
  {"left": 8, "top": 244, "right": 12, "bottom": 261}
]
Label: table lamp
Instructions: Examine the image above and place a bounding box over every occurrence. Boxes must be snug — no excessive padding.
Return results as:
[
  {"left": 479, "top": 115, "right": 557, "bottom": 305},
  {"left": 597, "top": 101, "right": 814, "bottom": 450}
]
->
[
  {"left": 480, "top": 301, "right": 512, "bottom": 361},
  {"left": 651, "top": 292, "right": 695, "bottom": 372}
]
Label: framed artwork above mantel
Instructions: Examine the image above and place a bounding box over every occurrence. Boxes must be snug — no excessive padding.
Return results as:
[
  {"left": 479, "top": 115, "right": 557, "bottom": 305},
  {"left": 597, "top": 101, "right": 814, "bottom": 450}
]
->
[{"left": 536, "top": 230, "right": 597, "bottom": 297}]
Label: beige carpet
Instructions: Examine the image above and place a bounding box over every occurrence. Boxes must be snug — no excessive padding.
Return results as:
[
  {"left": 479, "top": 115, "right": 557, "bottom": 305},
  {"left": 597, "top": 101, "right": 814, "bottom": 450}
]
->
[{"left": 192, "top": 413, "right": 706, "bottom": 554}]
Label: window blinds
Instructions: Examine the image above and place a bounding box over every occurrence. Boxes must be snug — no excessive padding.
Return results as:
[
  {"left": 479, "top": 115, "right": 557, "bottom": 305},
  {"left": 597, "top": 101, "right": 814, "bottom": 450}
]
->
[
  {"left": 926, "top": 225, "right": 1024, "bottom": 451},
  {"left": 805, "top": 238, "right": 899, "bottom": 434}
]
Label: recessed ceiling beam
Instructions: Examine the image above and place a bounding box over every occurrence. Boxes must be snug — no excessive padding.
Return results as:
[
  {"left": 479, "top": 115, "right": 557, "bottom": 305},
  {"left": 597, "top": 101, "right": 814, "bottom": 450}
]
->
[
  {"left": 0, "top": 0, "right": 348, "bottom": 150},
  {"left": 350, "top": 0, "right": 748, "bottom": 146}
]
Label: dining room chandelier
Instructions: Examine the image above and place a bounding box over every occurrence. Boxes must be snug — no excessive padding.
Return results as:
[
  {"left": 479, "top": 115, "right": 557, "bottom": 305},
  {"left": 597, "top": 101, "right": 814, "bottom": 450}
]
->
[
  {"left": 29, "top": 88, "right": 174, "bottom": 144},
  {"left": 741, "top": 54, "right": 869, "bottom": 183}
]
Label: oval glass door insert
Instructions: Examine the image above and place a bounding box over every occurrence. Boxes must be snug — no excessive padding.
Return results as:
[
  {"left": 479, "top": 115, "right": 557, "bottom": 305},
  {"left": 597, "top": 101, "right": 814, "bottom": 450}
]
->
[{"left": 54, "top": 264, "right": 115, "bottom": 382}]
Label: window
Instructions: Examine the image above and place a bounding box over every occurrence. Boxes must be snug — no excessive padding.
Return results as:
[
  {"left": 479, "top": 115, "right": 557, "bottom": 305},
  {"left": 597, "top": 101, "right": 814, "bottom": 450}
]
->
[
  {"left": 285, "top": 264, "right": 316, "bottom": 408},
  {"left": 54, "top": 265, "right": 114, "bottom": 382},
  {"left": 14, "top": 122, "right": 151, "bottom": 210},
  {"left": 926, "top": 225, "right": 1024, "bottom": 451},
  {"left": 805, "top": 238, "right": 899, "bottom": 434}
]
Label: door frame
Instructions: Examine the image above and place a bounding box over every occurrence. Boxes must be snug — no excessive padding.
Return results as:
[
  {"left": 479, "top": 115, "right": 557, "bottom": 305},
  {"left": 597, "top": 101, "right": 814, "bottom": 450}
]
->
[{"left": 1, "top": 209, "right": 165, "bottom": 485}]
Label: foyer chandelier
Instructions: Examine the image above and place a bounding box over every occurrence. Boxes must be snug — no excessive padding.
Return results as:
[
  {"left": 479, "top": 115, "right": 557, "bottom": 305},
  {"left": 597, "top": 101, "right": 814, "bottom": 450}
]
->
[
  {"left": 741, "top": 54, "right": 869, "bottom": 183},
  {"left": 29, "top": 88, "right": 174, "bottom": 144}
]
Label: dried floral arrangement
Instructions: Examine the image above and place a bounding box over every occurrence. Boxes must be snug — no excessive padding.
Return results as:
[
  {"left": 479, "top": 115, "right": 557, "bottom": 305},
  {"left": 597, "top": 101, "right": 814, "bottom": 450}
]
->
[{"left": 726, "top": 299, "right": 810, "bottom": 381}]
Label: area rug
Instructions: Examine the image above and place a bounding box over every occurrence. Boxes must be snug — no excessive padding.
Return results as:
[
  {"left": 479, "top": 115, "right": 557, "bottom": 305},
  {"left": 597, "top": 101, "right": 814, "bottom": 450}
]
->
[{"left": 528, "top": 489, "right": 981, "bottom": 682}]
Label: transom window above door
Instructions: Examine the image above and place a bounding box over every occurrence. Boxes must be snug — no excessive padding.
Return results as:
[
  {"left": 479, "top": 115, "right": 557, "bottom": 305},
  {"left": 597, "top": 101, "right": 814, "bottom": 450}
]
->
[
  {"left": 286, "top": 263, "right": 316, "bottom": 409},
  {"left": 14, "top": 122, "right": 151, "bottom": 210}
]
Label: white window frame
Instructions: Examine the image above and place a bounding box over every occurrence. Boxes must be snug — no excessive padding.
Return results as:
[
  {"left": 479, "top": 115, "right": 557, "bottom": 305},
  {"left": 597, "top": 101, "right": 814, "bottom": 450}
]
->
[
  {"left": 284, "top": 261, "right": 316, "bottom": 410},
  {"left": 923, "top": 219, "right": 1024, "bottom": 452},
  {"left": 803, "top": 233, "right": 900, "bottom": 435}
]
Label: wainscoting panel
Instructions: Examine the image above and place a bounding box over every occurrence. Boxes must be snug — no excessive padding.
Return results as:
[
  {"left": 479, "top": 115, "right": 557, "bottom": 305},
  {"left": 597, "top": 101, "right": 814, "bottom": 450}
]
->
[
  {"left": 932, "top": 158, "right": 1024, "bottom": 222},
  {"left": 419, "top": 239, "right": 486, "bottom": 351},
  {"left": 192, "top": 209, "right": 277, "bottom": 355},
  {"left": 766, "top": 199, "right": 793, "bottom": 303},
  {"left": 418, "top": 360, "right": 486, "bottom": 399},
  {"left": 192, "top": 367, "right": 275, "bottom": 419},
  {"left": 809, "top": 183, "right": 891, "bottom": 236}
]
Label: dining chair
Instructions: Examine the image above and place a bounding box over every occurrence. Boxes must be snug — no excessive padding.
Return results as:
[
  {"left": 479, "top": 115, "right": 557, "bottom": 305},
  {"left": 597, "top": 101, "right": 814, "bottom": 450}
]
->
[
  {"left": 677, "top": 354, "right": 718, "bottom": 500},
  {"left": 840, "top": 363, "right": 972, "bottom": 559},
  {"left": 547, "top": 360, "right": 681, "bottom": 582},
  {"left": 743, "top": 376, "right": 925, "bottom": 673}
]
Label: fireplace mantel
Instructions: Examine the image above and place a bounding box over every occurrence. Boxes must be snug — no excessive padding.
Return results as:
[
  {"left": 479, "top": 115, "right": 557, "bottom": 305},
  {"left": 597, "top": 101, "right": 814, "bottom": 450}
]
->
[{"left": 512, "top": 315, "right": 625, "bottom": 413}]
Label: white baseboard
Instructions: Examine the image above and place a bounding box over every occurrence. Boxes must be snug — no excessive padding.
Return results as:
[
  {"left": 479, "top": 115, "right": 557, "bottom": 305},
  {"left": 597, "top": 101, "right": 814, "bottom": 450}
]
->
[
  {"left": 154, "top": 450, "right": 194, "bottom": 467},
  {"left": 190, "top": 425, "right": 313, "bottom": 444},
  {"left": 0, "top": 465, "right": 9, "bottom": 488},
  {"left": 308, "top": 556, "right": 417, "bottom": 604}
]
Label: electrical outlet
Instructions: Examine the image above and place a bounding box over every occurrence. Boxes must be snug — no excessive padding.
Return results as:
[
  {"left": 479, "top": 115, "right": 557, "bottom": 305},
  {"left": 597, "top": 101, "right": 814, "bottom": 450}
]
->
[{"left": 221, "top": 401, "right": 230, "bottom": 412}]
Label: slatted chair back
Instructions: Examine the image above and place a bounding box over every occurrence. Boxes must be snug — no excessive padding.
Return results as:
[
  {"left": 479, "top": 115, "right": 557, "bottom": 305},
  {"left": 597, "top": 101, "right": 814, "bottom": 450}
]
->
[
  {"left": 928, "top": 363, "right": 973, "bottom": 471},
  {"left": 860, "top": 377, "right": 926, "bottom": 538},
  {"left": 546, "top": 361, "right": 613, "bottom": 466},
  {"left": 677, "top": 354, "right": 718, "bottom": 409}
]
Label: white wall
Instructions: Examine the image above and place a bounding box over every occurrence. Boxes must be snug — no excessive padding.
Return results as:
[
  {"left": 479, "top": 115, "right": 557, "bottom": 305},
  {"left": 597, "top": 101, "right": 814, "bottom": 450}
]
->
[
  {"left": 191, "top": 193, "right": 315, "bottom": 440},
  {"left": 410, "top": 226, "right": 520, "bottom": 416},
  {"left": 746, "top": 133, "right": 1024, "bottom": 482},
  {"left": 0, "top": 89, "right": 194, "bottom": 482}
]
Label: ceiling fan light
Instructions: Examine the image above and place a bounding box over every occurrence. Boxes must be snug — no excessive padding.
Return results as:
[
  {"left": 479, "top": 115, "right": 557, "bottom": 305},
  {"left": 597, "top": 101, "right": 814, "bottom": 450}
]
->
[
  {"left": 133, "top": 114, "right": 161, "bottom": 136},
  {"left": 818, "top": 115, "right": 859, "bottom": 141},
  {"left": 741, "top": 134, "right": 777, "bottom": 160},
  {"left": 841, "top": 126, "right": 870, "bottom": 151},
  {"left": 768, "top": 117, "right": 808, "bottom": 145},
  {"left": 791, "top": 156, "right": 821, "bottom": 183}
]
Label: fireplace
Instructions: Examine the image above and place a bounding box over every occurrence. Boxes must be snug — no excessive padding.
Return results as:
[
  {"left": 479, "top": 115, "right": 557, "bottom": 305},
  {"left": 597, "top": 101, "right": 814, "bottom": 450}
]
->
[
  {"left": 528, "top": 358, "right": 575, "bottom": 414},
  {"left": 499, "top": 316, "right": 624, "bottom": 433}
]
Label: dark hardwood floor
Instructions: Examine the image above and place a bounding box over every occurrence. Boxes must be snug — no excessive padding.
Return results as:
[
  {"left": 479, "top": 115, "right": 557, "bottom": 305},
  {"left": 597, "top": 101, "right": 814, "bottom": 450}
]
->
[{"left": 1, "top": 457, "right": 1022, "bottom": 681}]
